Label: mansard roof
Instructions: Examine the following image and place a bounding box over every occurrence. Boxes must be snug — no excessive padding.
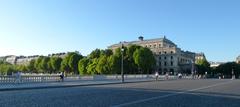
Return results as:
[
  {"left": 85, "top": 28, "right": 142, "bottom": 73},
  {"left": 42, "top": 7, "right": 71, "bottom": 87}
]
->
[{"left": 109, "top": 36, "right": 177, "bottom": 47}]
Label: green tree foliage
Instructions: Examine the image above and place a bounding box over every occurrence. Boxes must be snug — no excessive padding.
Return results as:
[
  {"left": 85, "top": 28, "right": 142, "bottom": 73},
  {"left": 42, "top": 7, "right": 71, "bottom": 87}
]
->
[
  {"left": 125, "top": 45, "right": 141, "bottom": 74},
  {"left": 50, "top": 57, "right": 62, "bottom": 73},
  {"left": 196, "top": 59, "right": 210, "bottom": 74},
  {"left": 0, "top": 63, "right": 16, "bottom": 75},
  {"left": 109, "top": 48, "right": 122, "bottom": 74},
  {"left": 16, "top": 65, "right": 28, "bottom": 72},
  {"left": 28, "top": 59, "right": 36, "bottom": 73},
  {"left": 133, "top": 47, "right": 156, "bottom": 74},
  {"left": 78, "top": 58, "right": 90, "bottom": 75},
  {"left": 61, "top": 52, "right": 75, "bottom": 74},
  {"left": 96, "top": 55, "right": 110, "bottom": 74},
  {"left": 40, "top": 57, "right": 51, "bottom": 73},
  {"left": 0, "top": 45, "right": 157, "bottom": 75},
  {"left": 89, "top": 49, "right": 101, "bottom": 59},
  {"left": 86, "top": 59, "right": 98, "bottom": 74},
  {"left": 100, "top": 49, "right": 113, "bottom": 57},
  {"left": 34, "top": 56, "right": 44, "bottom": 72},
  {"left": 216, "top": 62, "right": 240, "bottom": 78},
  {"left": 68, "top": 53, "right": 83, "bottom": 74}
]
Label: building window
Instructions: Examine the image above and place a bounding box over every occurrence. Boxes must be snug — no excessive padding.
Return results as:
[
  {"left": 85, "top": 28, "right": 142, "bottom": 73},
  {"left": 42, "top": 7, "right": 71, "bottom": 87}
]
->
[
  {"left": 164, "top": 51, "right": 167, "bottom": 54},
  {"left": 159, "top": 44, "right": 161, "bottom": 47},
  {"left": 171, "top": 51, "right": 173, "bottom": 54},
  {"left": 164, "top": 62, "right": 167, "bottom": 66},
  {"left": 159, "top": 62, "right": 161, "bottom": 66},
  {"left": 164, "top": 56, "right": 167, "bottom": 60},
  {"left": 154, "top": 44, "right": 156, "bottom": 48},
  {"left": 171, "top": 56, "right": 173, "bottom": 60},
  {"left": 159, "top": 57, "right": 161, "bottom": 60},
  {"left": 159, "top": 52, "right": 161, "bottom": 54},
  {"left": 171, "top": 61, "right": 173, "bottom": 66},
  {"left": 149, "top": 45, "right": 151, "bottom": 47}
]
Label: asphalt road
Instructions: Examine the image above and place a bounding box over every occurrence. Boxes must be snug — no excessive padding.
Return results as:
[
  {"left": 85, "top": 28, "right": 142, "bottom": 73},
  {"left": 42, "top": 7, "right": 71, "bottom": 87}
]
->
[{"left": 0, "top": 79, "right": 240, "bottom": 107}]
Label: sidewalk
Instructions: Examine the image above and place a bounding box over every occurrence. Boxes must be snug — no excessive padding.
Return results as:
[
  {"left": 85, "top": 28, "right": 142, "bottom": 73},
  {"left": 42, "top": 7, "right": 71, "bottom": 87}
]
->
[{"left": 0, "top": 78, "right": 157, "bottom": 91}]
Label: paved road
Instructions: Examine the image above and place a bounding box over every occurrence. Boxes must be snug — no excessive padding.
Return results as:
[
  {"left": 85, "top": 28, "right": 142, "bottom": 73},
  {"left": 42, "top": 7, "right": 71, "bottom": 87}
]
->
[{"left": 0, "top": 79, "right": 239, "bottom": 107}]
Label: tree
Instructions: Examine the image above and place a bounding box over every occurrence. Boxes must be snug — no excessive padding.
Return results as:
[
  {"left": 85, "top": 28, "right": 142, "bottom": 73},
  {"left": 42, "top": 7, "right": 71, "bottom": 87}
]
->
[
  {"left": 27, "top": 59, "right": 36, "bottom": 73},
  {"left": 96, "top": 55, "right": 109, "bottom": 74},
  {"left": 34, "top": 56, "right": 44, "bottom": 72},
  {"left": 78, "top": 58, "right": 90, "bottom": 75},
  {"left": 109, "top": 48, "right": 122, "bottom": 74},
  {"left": 196, "top": 59, "right": 210, "bottom": 74},
  {"left": 126, "top": 45, "right": 141, "bottom": 74},
  {"left": 68, "top": 53, "right": 83, "bottom": 74},
  {"left": 0, "top": 63, "right": 16, "bottom": 75},
  {"left": 40, "top": 57, "right": 51, "bottom": 73},
  {"left": 61, "top": 52, "right": 76, "bottom": 74},
  {"left": 100, "top": 49, "right": 113, "bottom": 57},
  {"left": 133, "top": 47, "right": 156, "bottom": 74},
  {"left": 86, "top": 59, "right": 98, "bottom": 74},
  {"left": 16, "top": 65, "right": 28, "bottom": 72},
  {"left": 50, "top": 57, "right": 62, "bottom": 73},
  {"left": 216, "top": 62, "right": 240, "bottom": 78},
  {"left": 89, "top": 49, "right": 101, "bottom": 59}
]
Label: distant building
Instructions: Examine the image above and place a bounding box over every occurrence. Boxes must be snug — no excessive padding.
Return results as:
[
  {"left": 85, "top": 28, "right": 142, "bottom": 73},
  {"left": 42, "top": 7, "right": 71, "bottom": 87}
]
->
[
  {"left": 195, "top": 53, "right": 206, "bottom": 62},
  {"left": 48, "top": 52, "right": 67, "bottom": 58},
  {"left": 236, "top": 55, "right": 240, "bottom": 64},
  {"left": 16, "top": 55, "right": 39, "bottom": 65},
  {"left": 108, "top": 36, "right": 197, "bottom": 74},
  {"left": 5, "top": 55, "right": 18, "bottom": 65},
  {"left": 209, "top": 61, "right": 225, "bottom": 68},
  {"left": 1, "top": 52, "right": 68, "bottom": 65}
]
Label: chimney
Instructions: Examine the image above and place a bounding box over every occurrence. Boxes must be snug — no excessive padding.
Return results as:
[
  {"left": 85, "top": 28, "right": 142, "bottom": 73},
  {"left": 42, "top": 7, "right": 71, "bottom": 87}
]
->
[{"left": 138, "top": 36, "right": 144, "bottom": 41}]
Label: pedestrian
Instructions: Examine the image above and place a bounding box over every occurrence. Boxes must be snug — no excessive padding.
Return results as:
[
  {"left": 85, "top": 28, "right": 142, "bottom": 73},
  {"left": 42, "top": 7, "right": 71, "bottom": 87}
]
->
[
  {"left": 165, "top": 73, "right": 169, "bottom": 80},
  {"left": 155, "top": 71, "right": 159, "bottom": 81},
  {"left": 178, "top": 73, "right": 182, "bottom": 79},
  {"left": 60, "top": 72, "right": 64, "bottom": 82},
  {"left": 15, "top": 71, "right": 21, "bottom": 84}
]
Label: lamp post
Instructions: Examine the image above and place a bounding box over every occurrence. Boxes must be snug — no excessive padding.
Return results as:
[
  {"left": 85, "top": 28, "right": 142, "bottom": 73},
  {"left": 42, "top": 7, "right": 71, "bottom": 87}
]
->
[
  {"left": 232, "top": 68, "right": 235, "bottom": 80},
  {"left": 121, "top": 43, "right": 124, "bottom": 83},
  {"left": 191, "top": 60, "right": 195, "bottom": 79}
]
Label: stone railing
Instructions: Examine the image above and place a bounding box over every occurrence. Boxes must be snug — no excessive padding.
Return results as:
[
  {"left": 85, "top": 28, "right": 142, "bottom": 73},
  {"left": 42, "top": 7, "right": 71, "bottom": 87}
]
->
[
  {"left": 0, "top": 74, "right": 189, "bottom": 84},
  {"left": 0, "top": 75, "right": 60, "bottom": 84}
]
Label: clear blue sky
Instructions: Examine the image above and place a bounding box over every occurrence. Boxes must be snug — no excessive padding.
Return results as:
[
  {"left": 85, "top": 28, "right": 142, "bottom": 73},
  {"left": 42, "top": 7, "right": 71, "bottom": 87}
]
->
[{"left": 0, "top": 0, "right": 239, "bottom": 62}]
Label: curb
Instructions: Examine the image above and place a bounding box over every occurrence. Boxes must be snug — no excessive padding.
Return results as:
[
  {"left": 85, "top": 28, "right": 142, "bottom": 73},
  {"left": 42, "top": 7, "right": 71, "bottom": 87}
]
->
[{"left": 0, "top": 79, "right": 156, "bottom": 92}]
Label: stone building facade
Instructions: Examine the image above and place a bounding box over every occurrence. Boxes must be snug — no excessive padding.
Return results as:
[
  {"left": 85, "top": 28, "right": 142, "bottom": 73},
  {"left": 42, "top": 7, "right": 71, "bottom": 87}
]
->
[
  {"left": 108, "top": 36, "right": 196, "bottom": 74},
  {"left": 195, "top": 53, "right": 206, "bottom": 62},
  {"left": 2, "top": 52, "right": 67, "bottom": 65},
  {"left": 237, "top": 55, "right": 240, "bottom": 64}
]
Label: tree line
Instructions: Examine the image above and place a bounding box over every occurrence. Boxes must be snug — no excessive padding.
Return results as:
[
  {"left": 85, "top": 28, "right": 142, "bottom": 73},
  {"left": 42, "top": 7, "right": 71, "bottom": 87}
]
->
[
  {"left": 195, "top": 58, "right": 240, "bottom": 78},
  {"left": 0, "top": 45, "right": 156, "bottom": 75}
]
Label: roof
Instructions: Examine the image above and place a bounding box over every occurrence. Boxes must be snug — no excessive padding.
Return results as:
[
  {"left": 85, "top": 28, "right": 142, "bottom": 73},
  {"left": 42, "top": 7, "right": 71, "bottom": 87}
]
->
[{"left": 109, "top": 37, "right": 177, "bottom": 47}]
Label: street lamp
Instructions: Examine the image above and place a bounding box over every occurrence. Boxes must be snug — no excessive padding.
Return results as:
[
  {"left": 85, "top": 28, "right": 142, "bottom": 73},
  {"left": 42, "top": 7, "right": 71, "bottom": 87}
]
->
[
  {"left": 232, "top": 68, "right": 235, "bottom": 80},
  {"left": 121, "top": 43, "right": 124, "bottom": 83},
  {"left": 191, "top": 60, "right": 195, "bottom": 79}
]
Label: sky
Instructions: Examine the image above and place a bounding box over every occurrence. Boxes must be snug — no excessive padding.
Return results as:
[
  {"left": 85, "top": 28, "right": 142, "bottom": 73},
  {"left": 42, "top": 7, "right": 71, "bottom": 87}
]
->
[{"left": 0, "top": 0, "right": 239, "bottom": 62}]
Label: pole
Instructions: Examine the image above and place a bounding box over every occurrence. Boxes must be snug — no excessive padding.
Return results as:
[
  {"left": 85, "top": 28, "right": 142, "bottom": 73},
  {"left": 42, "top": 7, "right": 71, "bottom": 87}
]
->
[
  {"left": 232, "top": 68, "right": 235, "bottom": 80},
  {"left": 121, "top": 44, "right": 124, "bottom": 83}
]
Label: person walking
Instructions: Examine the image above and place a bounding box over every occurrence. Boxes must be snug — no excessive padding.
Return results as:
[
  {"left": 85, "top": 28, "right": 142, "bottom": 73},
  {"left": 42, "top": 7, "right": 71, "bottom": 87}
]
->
[
  {"left": 60, "top": 72, "right": 64, "bottom": 82},
  {"left": 155, "top": 71, "right": 159, "bottom": 81}
]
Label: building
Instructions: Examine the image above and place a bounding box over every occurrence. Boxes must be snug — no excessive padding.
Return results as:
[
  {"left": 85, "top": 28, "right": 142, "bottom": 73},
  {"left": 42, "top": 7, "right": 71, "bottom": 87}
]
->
[
  {"left": 108, "top": 36, "right": 196, "bottom": 74},
  {"left": 236, "top": 56, "right": 240, "bottom": 64},
  {"left": 5, "top": 55, "right": 18, "bottom": 65},
  {"left": 195, "top": 53, "right": 206, "bottom": 62},
  {"left": 48, "top": 52, "right": 67, "bottom": 58},
  {"left": 209, "top": 61, "right": 225, "bottom": 68},
  {"left": 1, "top": 52, "right": 68, "bottom": 65},
  {"left": 15, "top": 55, "right": 39, "bottom": 65}
]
